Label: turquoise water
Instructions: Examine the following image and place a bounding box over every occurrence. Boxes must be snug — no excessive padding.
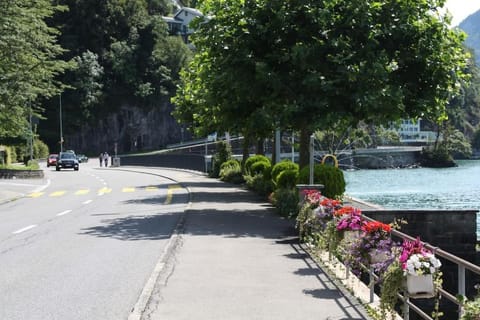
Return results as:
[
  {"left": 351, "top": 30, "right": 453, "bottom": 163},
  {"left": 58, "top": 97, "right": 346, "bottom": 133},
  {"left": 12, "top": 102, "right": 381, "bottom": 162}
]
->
[{"left": 344, "top": 160, "right": 480, "bottom": 236}]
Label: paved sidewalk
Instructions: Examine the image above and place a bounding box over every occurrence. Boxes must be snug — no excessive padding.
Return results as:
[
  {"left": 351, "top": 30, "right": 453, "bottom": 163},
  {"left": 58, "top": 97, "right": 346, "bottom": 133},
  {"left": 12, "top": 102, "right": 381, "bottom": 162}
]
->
[{"left": 141, "top": 169, "right": 372, "bottom": 320}]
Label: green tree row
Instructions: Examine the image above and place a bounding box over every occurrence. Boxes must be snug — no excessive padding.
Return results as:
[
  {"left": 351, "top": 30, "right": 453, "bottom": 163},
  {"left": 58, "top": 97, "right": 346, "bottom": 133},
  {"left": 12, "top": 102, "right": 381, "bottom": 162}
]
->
[{"left": 172, "top": 0, "right": 471, "bottom": 166}]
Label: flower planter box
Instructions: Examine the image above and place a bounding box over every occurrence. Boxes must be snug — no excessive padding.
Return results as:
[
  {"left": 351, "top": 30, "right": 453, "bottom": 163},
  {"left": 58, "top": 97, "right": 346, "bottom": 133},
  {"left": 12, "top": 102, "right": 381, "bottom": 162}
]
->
[
  {"left": 406, "top": 274, "right": 436, "bottom": 298},
  {"left": 343, "top": 230, "right": 361, "bottom": 243},
  {"left": 369, "top": 249, "right": 390, "bottom": 264}
]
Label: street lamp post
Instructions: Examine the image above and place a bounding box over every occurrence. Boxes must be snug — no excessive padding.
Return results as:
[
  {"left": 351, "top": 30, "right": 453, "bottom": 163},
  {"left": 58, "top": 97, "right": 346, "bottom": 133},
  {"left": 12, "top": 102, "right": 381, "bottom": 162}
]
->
[{"left": 59, "top": 94, "right": 63, "bottom": 152}]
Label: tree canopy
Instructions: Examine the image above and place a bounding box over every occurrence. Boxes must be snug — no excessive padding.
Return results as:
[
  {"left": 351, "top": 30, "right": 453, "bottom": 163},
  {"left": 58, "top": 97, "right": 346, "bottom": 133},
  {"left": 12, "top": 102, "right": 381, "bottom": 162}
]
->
[
  {"left": 172, "top": 0, "right": 470, "bottom": 166},
  {"left": 0, "top": 0, "right": 72, "bottom": 141}
]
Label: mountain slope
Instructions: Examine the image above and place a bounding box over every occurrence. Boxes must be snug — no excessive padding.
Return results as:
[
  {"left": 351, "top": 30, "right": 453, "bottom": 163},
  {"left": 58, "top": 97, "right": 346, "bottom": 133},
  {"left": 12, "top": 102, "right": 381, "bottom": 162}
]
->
[{"left": 459, "top": 10, "right": 480, "bottom": 65}]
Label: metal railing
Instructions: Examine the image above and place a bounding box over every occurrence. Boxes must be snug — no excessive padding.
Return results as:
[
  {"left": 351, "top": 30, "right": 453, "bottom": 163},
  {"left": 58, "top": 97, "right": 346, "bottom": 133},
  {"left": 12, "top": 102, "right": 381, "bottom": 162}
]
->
[{"left": 338, "top": 215, "right": 480, "bottom": 320}]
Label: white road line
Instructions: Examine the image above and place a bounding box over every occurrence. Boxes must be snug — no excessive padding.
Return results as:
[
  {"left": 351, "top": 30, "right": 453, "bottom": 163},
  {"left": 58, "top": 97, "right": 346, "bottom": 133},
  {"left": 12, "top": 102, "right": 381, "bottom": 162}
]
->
[
  {"left": 12, "top": 225, "right": 37, "bottom": 234},
  {"left": 56, "top": 210, "right": 72, "bottom": 217},
  {"left": 83, "top": 200, "right": 93, "bottom": 204}
]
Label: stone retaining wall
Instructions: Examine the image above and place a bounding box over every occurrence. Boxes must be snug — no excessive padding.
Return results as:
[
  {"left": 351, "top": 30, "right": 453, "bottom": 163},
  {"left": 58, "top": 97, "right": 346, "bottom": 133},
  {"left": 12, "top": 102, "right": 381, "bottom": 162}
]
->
[{"left": 0, "top": 169, "right": 44, "bottom": 179}]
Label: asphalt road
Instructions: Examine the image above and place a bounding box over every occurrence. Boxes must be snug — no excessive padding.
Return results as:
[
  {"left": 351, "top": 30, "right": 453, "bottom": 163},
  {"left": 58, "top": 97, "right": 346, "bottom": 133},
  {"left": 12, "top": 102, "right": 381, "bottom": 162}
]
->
[{"left": 0, "top": 161, "right": 189, "bottom": 320}]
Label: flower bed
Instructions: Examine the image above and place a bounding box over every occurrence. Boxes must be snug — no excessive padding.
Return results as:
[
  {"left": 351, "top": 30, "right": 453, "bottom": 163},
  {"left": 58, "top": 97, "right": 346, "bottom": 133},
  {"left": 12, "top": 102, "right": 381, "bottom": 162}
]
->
[{"left": 296, "top": 189, "right": 444, "bottom": 319}]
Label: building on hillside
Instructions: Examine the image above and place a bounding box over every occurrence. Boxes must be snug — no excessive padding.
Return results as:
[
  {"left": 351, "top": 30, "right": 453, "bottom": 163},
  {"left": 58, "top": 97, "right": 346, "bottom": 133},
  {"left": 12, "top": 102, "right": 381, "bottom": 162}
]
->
[
  {"left": 162, "top": 7, "right": 203, "bottom": 44},
  {"left": 393, "top": 119, "right": 438, "bottom": 144}
]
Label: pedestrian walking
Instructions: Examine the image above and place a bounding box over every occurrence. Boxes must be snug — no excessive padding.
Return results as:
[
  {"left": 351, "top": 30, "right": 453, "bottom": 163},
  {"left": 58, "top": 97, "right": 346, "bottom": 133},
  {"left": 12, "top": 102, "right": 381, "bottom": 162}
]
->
[
  {"left": 103, "top": 152, "right": 109, "bottom": 167},
  {"left": 99, "top": 152, "right": 103, "bottom": 167}
]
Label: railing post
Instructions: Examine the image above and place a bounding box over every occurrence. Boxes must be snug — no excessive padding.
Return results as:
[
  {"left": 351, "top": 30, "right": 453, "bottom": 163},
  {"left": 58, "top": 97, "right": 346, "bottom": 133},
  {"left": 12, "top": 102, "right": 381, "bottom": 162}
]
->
[
  {"left": 403, "top": 295, "right": 410, "bottom": 320},
  {"left": 369, "top": 267, "right": 375, "bottom": 303},
  {"left": 458, "top": 265, "right": 466, "bottom": 319},
  {"left": 309, "top": 134, "right": 314, "bottom": 185}
]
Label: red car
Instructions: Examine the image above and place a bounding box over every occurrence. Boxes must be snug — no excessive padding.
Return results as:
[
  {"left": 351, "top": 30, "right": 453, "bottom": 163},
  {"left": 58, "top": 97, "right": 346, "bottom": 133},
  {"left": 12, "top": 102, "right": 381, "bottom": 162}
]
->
[{"left": 47, "top": 154, "right": 58, "bottom": 167}]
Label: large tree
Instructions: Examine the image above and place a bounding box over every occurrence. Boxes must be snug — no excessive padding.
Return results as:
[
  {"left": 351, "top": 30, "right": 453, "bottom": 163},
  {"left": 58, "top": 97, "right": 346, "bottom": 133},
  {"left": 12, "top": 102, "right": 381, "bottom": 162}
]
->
[
  {"left": 173, "top": 0, "right": 469, "bottom": 167},
  {"left": 0, "top": 0, "right": 72, "bottom": 141}
]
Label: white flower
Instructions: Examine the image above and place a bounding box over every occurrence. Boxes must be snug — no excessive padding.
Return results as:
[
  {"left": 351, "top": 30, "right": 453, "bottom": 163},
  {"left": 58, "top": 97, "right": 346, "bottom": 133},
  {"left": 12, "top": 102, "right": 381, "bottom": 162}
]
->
[{"left": 404, "top": 253, "right": 441, "bottom": 276}]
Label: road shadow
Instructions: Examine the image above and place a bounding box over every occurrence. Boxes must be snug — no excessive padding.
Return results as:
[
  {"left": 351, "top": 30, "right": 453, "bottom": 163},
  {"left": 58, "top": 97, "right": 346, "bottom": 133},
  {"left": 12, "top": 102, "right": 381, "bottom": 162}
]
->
[{"left": 79, "top": 212, "right": 181, "bottom": 241}]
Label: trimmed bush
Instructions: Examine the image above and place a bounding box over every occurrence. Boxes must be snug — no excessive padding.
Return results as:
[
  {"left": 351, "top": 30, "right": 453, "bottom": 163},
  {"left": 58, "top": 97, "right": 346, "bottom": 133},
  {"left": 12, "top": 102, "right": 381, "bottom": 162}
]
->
[
  {"left": 271, "top": 187, "right": 299, "bottom": 218},
  {"left": 211, "top": 141, "right": 233, "bottom": 178},
  {"left": 244, "top": 173, "right": 273, "bottom": 196},
  {"left": 276, "top": 169, "right": 299, "bottom": 189},
  {"left": 220, "top": 159, "right": 244, "bottom": 184},
  {"left": 271, "top": 160, "right": 299, "bottom": 185},
  {"left": 244, "top": 154, "right": 271, "bottom": 175},
  {"left": 298, "top": 164, "right": 345, "bottom": 199},
  {"left": 250, "top": 160, "right": 271, "bottom": 177}
]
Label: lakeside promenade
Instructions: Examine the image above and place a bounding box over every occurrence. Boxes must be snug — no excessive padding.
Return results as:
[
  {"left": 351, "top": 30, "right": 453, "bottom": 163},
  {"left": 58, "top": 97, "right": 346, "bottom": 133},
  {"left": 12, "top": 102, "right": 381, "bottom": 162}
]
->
[{"left": 0, "top": 167, "right": 373, "bottom": 320}]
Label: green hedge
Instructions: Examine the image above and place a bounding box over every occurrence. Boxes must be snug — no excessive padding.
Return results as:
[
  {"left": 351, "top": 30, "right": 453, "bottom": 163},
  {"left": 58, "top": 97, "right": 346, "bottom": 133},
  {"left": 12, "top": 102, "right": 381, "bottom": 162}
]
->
[
  {"left": 271, "top": 160, "right": 299, "bottom": 186},
  {"left": 298, "top": 164, "right": 345, "bottom": 199},
  {"left": 244, "top": 154, "right": 271, "bottom": 175}
]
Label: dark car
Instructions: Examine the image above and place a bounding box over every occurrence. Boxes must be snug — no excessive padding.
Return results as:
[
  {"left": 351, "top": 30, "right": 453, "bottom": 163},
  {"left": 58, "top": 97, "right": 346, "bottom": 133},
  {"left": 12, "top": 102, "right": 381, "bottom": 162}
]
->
[
  {"left": 56, "top": 152, "right": 79, "bottom": 171},
  {"left": 47, "top": 154, "right": 58, "bottom": 167}
]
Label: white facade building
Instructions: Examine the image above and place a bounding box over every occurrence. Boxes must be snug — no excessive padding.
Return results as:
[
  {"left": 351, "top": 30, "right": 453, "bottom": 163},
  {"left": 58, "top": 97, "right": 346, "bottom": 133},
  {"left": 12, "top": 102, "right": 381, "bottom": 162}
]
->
[{"left": 394, "top": 119, "right": 438, "bottom": 144}]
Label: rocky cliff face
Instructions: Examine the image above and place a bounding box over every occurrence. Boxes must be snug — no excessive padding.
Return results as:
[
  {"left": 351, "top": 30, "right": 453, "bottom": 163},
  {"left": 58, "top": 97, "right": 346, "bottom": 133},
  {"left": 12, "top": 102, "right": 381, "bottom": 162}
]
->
[{"left": 65, "top": 104, "right": 185, "bottom": 155}]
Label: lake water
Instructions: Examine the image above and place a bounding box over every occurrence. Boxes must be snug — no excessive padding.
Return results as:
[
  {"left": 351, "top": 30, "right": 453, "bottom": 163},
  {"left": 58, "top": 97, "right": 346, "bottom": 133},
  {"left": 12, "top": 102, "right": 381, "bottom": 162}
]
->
[{"left": 344, "top": 160, "right": 480, "bottom": 236}]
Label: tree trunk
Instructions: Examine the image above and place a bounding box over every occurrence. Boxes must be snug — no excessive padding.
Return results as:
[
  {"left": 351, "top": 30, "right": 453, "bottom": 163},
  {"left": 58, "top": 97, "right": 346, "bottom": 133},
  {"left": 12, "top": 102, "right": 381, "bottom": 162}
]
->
[
  {"left": 242, "top": 132, "right": 250, "bottom": 171},
  {"left": 256, "top": 138, "right": 264, "bottom": 155},
  {"left": 299, "top": 128, "right": 312, "bottom": 169}
]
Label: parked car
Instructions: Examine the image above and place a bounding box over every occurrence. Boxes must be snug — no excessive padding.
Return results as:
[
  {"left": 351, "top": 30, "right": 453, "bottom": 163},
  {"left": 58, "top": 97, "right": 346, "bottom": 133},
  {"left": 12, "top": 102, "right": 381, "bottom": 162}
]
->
[
  {"left": 47, "top": 154, "right": 58, "bottom": 167},
  {"left": 56, "top": 152, "right": 79, "bottom": 171},
  {"left": 76, "top": 154, "right": 88, "bottom": 163}
]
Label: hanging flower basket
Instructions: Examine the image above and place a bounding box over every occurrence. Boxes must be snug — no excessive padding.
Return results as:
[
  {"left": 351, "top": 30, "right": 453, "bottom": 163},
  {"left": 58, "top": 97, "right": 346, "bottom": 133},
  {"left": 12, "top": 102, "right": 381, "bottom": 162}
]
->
[
  {"left": 369, "top": 249, "right": 390, "bottom": 264},
  {"left": 406, "top": 274, "right": 435, "bottom": 298},
  {"left": 343, "top": 230, "right": 361, "bottom": 243}
]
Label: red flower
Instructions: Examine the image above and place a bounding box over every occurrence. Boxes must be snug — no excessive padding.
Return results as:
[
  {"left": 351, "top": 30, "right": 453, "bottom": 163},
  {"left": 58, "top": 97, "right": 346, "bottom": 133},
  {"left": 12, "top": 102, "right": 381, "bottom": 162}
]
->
[
  {"left": 362, "top": 221, "right": 391, "bottom": 234},
  {"left": 334, "top": 206, "right": 361, "bottom": 217}
]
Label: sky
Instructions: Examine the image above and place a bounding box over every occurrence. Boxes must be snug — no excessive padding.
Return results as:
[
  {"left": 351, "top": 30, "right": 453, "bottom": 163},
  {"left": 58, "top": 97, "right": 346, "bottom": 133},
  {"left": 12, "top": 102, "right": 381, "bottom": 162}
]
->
[{"left": 444, "top": 0, "right": 480, "bottom": 26}]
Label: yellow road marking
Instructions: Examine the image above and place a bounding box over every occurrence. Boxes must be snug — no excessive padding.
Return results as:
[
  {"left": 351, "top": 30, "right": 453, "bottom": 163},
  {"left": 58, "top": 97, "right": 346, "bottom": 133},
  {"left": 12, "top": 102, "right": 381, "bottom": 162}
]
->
[
  {"left": 145, "top": 186, "right": 158, "bottom": 191},
  {"left": 28, "top": 192, "right": 44, "bottom": 198},
  {"left": 50, "top": 191, "right": 66, "bottom": 197},
  {"left": 164, "top": 185, "right": 181, "bottom": 204},
  {"left": 97, "top": 187, "right": 112, "bottom": 195},
  {"left": 122, "top": 187, "right": 135, "bottom": 193},
  {"left": 75, "top": 189, "right": 90, "bottom": 195}
]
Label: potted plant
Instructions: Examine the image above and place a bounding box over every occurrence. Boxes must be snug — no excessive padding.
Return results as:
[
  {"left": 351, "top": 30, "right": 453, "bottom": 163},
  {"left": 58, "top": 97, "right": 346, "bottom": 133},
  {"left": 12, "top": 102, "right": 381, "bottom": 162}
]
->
[
  {"left": 335, "top": 208, "right": 364, "bottom": 244},
  {"left": 345, "top": 220, "right": 396, "bottom": 276},
  {"left": 399, "top": 238, "right": 442, "bottom": 298},
  {"left": 296, "top": 190, "right": 341, "bottom": 246}
]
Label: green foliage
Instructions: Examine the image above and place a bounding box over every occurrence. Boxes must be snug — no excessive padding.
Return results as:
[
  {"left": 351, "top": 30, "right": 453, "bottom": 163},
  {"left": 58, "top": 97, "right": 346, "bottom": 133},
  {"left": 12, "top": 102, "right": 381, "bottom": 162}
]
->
[
  {"left": 33, "top": 139, "right": 49, "bottom": 159},
  {"left": 276, "top": 169, "right": 299, "bottom": 189},
  {"left": 174, "top": 0, "right": 469, "bottom": 166},
  {"left": 271, "top": 160, "right": 299, "bottom": 185},
  {"left": 0, "top": 0, "right": 73, "bottom": 140},
  {"left": 270, "top": 187, "right": 299, "bottom": 218},
  {"left": 473, "top": 128, "right": 480, "bottom": 151},
  {"left": 459, "top": 294, "right": 480, "bottom": 320},
  {"left": 298, "top": 164, "right": 346, "bottom": 199},
  {"left": 421, "top": 146, "right": 456, "bottom": 167},
  {"left": 1, "top": 146, "right": 14, "bottom": 165},
  {"left": 244, "top": 155, "right": 271, "bottom": 175},
  {"left": 379, "top": 261, "right": 404, "bottom": 320},
  {"left": 38, "top": 0, "right": 191, "bottom": 148},
  {"left": 250, "top": 161, "right": 271, "bottom": 177},
  {"left": 26, "top": 160, "right": 40, "bottom": 170},
  {"left": 211, "top": 140, "right": 233, "bottom": 178},
  {"left": 244, "top": 173, "right": 273, "bottom": 196},
  {"left": 447, "top": 129, "right": 472, "bottom": 159},
  {"left": 219, "top": 159, "right": 243, "bottom": 184}
]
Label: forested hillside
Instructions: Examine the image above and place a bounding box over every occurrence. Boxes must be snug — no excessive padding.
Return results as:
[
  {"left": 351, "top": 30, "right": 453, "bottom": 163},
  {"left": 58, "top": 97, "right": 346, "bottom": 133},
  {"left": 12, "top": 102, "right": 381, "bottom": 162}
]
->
[{"left": 38, "top": 0, "right": 192, "bottom": 154}]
